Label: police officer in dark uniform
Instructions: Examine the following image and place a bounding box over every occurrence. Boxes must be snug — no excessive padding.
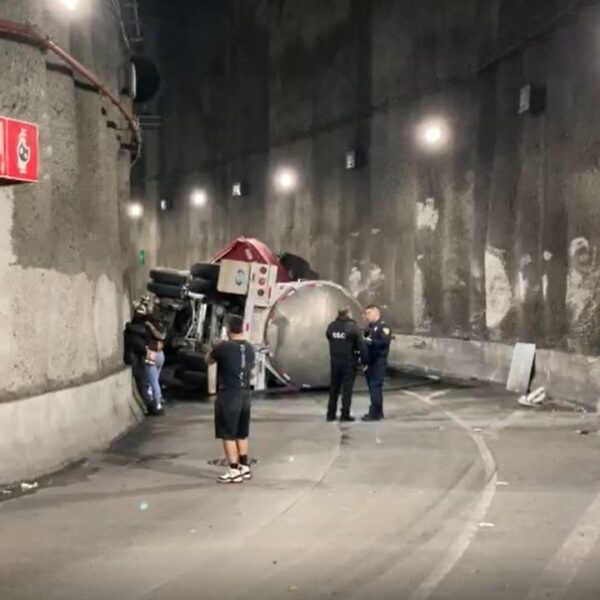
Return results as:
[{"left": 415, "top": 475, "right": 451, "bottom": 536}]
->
[
  {"left": 326, "top": 307, "right": 368, "bottom": 422},
  {"left": 362, "top": 304, "right": 392, "bottom": 422}
]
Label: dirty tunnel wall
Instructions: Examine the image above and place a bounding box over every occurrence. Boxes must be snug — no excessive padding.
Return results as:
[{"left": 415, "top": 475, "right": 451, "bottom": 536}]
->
[
  {"left": 0, "top": 0, "right": 139, "bottom": 483},
  {"left": 134, "top": 0, "right": 600, "bottom": 359}
]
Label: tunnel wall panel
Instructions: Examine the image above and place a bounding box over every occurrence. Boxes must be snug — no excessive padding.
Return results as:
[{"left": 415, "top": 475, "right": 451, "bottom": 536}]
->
[
  {"left": 0, "top": 0, "right": 135, "bottom": 480},
  {"left": 132, "top": 1, "right": 600, "bottom": 402}
]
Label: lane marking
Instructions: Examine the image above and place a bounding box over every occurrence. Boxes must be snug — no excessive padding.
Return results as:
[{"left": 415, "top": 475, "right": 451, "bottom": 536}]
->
[
  {"left": 525, "top": 492, "right": 600, "bottom": 600},
  {"left": 404, "top": 389, "right": 498, "bottom": 600}
]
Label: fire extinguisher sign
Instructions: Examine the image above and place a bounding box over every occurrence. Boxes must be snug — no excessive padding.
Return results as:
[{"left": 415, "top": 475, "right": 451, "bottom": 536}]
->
[{"left": 0, "top": 117, "right": 39, "bottom": 184}]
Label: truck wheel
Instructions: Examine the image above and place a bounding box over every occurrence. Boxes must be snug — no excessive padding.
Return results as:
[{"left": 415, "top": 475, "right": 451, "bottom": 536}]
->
[
  {"left": 147, "top": 281, "right": 184, "bottom": 299},
  {"left": 176, "top": 370, "right": 208, "bottom": 389},
  {"left": 190, "top": 263, "right": 220, "bottom": 281},
  {"left": 150, "top": 268, "right": 189, "bottom": 286},
  {"left": 176, "top": 349, "right": 208, "bottom": 372},
  {"left": 188, "top": 277, "right": 215, "bottom": 295}
]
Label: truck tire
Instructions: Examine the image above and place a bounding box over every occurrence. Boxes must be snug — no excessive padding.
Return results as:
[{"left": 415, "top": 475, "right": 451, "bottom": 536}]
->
[
  {"left": 176, "top": 370, "right": 208, "bottom": 389},
  {"left": 176, "top": 349, "right": 208, "bottom": 372},
  {"left": 150, "top": 268, "right": 189, "bottom": 286},
  {"left": 279, "top": 252, "right": 316, "bottom": 280},
  {"left": 188, "top": 277, "right": 215, "bottom": 295},
  {"left": 147, "top": 281, "right": 184, "bottom": 299},
  {"left": 190, "top": 263, "right": 220, "bottom": 281}
]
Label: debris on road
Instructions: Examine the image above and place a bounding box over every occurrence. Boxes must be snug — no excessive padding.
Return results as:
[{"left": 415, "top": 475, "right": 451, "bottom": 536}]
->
[
  {"left": 478, "top": 522, "right": 495, "bottom": 528},
  {"left": 518, "top": 387, "right": 546, "bottom": 407},
  {"left": 288, "top": 585, "right": 298, "bottom": 592},
  {"left": 139, "top": 501, "right": 149, "bottom": 511},
  {"left": 20, "top": 482, "right": 38, "bottom": 491},
  {"left": 577, "top": 430, "right": 590, "bottom": 436},
  {"left": 496, "top": 481, "right": 509, "bottom": 487}
]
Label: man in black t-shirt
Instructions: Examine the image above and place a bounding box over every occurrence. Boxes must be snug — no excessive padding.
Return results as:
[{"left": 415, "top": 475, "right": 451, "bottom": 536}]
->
[{"left": 208, "top": 314, "right": 256, "bottom": 484}]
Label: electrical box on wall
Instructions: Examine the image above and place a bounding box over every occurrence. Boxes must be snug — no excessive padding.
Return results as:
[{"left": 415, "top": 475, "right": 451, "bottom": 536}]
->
[
  {"left": 519, "top": 84, "right": 546, "bottom": 115},
  {"left": 232, "top": 182, "right": 246, "bottom": 197},
  {"left": 160, "top": 198, "right": 173, "bottom": 212},
  {"left": 345, "top": 149, "right": 365, "bottom": 170}
]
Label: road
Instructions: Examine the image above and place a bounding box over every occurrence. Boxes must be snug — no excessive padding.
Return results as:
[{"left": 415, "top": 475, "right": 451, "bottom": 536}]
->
[{"left": 2, "top": 378, "right": 600, "bottom": 600}]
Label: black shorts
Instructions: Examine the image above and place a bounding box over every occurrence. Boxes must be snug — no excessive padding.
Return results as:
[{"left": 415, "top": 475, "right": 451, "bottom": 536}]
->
[{"left": 214, "top": 390, "right": 251, "bottom": 440}]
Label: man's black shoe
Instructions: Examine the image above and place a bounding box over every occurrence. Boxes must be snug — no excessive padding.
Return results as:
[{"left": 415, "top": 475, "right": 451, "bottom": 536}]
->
[
  {"left": 340, "top": 415, "right": 356, "bottom": 422},
  {"left": 326, "top": 415, "right": 337, "bottom": 422},
  {"left": 361, "top": 414, "right": 381, "bottom": 422},
  {"left": 148, "top": 407, "right": 165, "bottom": 417}
]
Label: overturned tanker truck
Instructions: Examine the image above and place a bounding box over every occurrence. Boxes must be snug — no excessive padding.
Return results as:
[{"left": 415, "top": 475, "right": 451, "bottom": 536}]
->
[{"left": 146, "top": 237, "right": 363, "bottom": 392}]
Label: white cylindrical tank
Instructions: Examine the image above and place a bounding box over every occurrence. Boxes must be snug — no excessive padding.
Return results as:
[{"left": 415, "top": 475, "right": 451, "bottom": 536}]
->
[{"left": 264, "top": 281, "right": 364, "bottom": 388}]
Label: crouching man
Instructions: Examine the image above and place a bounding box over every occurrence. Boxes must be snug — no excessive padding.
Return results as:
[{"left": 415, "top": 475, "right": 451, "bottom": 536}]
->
[{"left": 208, "top": 315, "right": 255, "bottom": 484}]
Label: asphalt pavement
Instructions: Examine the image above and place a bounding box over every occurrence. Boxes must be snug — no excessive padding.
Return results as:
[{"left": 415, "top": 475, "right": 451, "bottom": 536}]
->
[{"left": 2, "top": 377, "right": 600, "bottom": 600}]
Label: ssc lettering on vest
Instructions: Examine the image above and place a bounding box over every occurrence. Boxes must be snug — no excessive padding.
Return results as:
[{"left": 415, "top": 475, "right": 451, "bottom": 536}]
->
[{"left": 332, "top": 332, "right": 347, "bottom": 340}]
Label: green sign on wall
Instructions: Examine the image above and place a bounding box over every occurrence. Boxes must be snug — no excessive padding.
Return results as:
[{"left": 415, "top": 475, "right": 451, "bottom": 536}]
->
[{"left": 137, "top": 249, "right": 146, "bottom": 265}]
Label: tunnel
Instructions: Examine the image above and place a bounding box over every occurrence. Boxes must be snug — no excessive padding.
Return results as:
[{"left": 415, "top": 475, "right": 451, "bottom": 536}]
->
[{"left": 3, "top": 1, "right": 600, "bottom": 599}]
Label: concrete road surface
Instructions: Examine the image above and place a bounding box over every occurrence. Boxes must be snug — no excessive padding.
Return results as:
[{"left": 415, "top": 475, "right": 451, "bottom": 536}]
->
[{"left": 2, "top": 379, "right": 600, "bottom": 600}]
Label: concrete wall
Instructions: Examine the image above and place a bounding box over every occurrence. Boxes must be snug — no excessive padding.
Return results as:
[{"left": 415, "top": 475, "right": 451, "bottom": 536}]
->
[
  {"left": 0, "top": 0, "right": 141, "bottom": 483},
  {"left": 133, "top": 1, "right": 600, "bottom": 403},
  {"left": 389, "top": 335, "right": 600, "bottom": 411}
]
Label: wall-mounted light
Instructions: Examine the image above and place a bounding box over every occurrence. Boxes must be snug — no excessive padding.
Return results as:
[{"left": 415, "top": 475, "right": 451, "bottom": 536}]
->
[
  {"left": 59, "top": 0, "right": 78, "bottom": 10},
  {"left": 160, "top": 198, "right": 172, "bottom": 212},
  {"left": 127, "top": 202, "right": 143, "bottom": 219},
  {"left": 274, "top": 167, "right": 298, "bottom": 192},
  {"left": 416, "top": 118, "right": 450, "bottom": 151},
  {"left": 190, "top": 189, "right": 207, "bottom": 208}
]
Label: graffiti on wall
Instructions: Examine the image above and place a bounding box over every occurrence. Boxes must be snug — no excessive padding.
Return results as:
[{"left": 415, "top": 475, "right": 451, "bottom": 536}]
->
[
  {"left": 485, "top": 246, "right": 512, "bottom": 331},
  {"left": 334, "top": 202, "right": 599, "bottom": 352},
  {"left": 347, "top": 259, "right": 386, "bottom": 307},
  {"left": 413, "top": 197, "right": 441, "bottom": 332},
  {"left": 566, "top": 237, "right": 600, "bottom": 351}
]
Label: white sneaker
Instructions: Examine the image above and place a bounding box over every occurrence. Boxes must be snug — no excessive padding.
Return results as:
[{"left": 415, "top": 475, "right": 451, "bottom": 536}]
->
[
  {"left": 239, "top": 464, "right": 252, "bottom": 480},
  {"left": 218, "top": 468, "right": 243, "bottom": 484}
]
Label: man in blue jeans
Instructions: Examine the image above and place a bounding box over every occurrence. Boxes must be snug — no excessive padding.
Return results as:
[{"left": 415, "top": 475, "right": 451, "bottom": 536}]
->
[
  {"left": 144, "top": 322, "right": 166, "bottom": 416},
  {"left": 124, "top": 307, "right": 166, "bottom": 417}
]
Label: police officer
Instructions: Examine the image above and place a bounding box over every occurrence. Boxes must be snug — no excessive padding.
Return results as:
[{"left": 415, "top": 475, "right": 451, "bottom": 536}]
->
[
  {"left": 362, "top": 304, "right": 392, "bottom": 422},
  {"left": 326, "top": 307, "right": 368, "bottom": 422}
]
